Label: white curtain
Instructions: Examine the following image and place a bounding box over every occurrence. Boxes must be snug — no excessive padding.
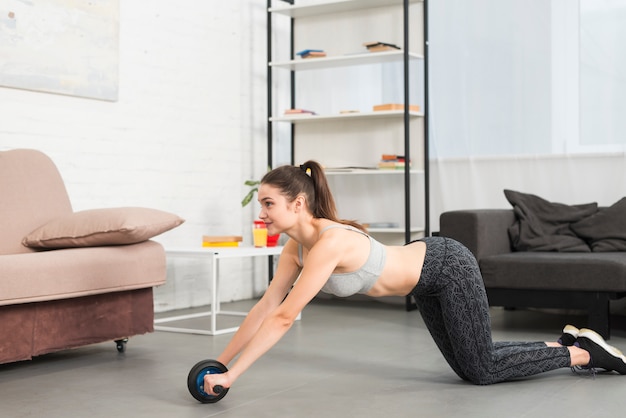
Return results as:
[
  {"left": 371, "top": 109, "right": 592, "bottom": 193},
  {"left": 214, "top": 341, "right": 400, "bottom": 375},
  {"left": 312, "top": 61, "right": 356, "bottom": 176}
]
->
[
  {"left": 580, "top": 0, "right": 626, "bottom": 149},
  {"left": 429, "top": 0, "right": 626, "bottom": 232}
]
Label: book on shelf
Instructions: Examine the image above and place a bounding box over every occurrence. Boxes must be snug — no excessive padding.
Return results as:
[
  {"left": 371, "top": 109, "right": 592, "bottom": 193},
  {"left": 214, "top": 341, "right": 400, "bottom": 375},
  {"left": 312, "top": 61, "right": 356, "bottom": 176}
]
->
[
  {"left": 378, "top": 154, "right": 411, "bottom": 170},
  {"left": 296, "top": 49, "right": 327, "bottom": 59},
  {"left": 378, "top": 161, "right": 410, "bottom": 170},
  {"left": 363, "top": 41, "right": 401, "bottom": 52},
  {"left": 302, "top": 51, "right": 327, "bottom": 58},
  {"left": 284, "top": 109, "right": 316, "bottom": 115},
  {"left": 373, "top": 103, "right": 420, "bottom": 112},
  {"left": 324, "top": 166, "right": 378, "bottom": 172},
  {"left": 202, "top": 235, "right": 242, "bottom": 247}
]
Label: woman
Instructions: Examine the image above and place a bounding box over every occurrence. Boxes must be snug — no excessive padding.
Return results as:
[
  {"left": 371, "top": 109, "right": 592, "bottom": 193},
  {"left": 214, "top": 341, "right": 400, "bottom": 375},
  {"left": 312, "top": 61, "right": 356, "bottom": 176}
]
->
[{"left": 204, "top": 161, "right": 626, "bottom": 393}]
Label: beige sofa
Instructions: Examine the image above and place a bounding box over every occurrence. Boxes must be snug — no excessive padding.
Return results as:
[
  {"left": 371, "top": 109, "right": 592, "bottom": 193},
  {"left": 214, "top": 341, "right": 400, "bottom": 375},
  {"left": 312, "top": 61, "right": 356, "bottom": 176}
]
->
[{"left": 0, "top": 149, "right": 183, "bottom": 364}]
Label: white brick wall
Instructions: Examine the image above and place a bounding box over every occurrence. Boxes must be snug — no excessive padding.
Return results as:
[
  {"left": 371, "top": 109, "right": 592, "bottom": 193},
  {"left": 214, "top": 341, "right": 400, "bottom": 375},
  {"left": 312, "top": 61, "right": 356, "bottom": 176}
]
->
[{"left": 0, "top": 1, "right": 273, "bottom": 311}]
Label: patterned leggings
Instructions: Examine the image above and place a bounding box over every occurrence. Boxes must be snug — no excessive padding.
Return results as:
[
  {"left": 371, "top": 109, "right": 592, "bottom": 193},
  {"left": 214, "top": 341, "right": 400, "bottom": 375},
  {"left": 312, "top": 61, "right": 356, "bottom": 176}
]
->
[{"left": 409, "top": 237, "right": 571, "bottom": 385}]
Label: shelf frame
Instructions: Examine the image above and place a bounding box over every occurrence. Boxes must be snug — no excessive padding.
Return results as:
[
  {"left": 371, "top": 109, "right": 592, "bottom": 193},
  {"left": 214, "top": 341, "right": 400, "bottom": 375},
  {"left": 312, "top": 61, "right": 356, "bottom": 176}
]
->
[
  {"left": 269, "top": 0, "right": 430, "bottom": 312},
  {"left": 324, "top": 168, "right": 424, "bottom": 175},
  {"left": 267, "top": 0, "right": 430, "bottom": 242},
  {"left": 270, "top": 51, "right": 424, "bottom": 71},
  {"left": 368, "top": 226, "right": 425, "bottom": 234},
  {"left": 269, "top": 0, "right": 423, "bottom": 18},
  {"left": 271, "top": 110, "right": 423, "bottom": 123}
]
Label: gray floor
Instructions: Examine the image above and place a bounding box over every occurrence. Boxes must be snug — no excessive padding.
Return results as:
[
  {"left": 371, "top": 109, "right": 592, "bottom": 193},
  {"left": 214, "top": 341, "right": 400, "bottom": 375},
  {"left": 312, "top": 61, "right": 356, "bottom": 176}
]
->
[{"left": 2, "top": 298, "right": 626, "bottom": 418}]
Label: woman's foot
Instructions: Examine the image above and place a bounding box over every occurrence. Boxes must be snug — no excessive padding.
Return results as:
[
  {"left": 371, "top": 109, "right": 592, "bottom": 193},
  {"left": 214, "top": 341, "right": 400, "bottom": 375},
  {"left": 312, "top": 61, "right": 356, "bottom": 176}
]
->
[{"left": 575, "top": 328, "right": 626, "bottom": 374}]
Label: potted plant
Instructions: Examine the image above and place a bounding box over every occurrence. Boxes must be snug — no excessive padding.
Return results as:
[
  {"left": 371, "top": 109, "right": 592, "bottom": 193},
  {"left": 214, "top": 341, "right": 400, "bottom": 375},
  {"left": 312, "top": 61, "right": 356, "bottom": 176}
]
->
[{"left": 241, "top": 179, "right": 260, "bottom": 207}]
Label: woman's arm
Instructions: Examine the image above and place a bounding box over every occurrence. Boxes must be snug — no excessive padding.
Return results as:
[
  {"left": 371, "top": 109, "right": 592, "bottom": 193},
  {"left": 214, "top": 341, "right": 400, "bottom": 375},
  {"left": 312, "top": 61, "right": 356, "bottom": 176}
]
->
[
  {"left": 205, "top": 236, "right": 343, "bottom": 393},
  {"left": 216, "top": 239, "right": 302, "bottom": 366}
]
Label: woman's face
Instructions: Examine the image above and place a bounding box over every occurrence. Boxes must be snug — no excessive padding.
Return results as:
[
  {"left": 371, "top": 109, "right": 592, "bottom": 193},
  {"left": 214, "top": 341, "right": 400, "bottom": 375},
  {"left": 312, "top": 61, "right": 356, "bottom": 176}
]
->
[{"left": 257, "top": 184, "right": 297, "bottom": 235}]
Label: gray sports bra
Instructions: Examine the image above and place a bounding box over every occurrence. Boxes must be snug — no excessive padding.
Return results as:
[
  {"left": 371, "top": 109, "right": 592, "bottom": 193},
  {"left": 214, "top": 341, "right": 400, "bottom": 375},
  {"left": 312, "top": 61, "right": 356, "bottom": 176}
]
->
[{"left": 298, "top": 225, "right": 386, "bottom": 297}]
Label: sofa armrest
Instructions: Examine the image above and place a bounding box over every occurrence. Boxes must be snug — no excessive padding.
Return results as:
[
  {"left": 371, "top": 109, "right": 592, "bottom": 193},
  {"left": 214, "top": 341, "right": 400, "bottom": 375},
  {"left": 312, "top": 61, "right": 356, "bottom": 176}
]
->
[{"left": 439, "top": 209, "right": 515, "bottom": 260}]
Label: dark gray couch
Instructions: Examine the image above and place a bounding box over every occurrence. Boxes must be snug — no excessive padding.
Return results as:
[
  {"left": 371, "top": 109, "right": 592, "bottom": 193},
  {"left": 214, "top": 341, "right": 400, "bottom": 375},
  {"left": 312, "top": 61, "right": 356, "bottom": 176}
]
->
[{"left": 439, "top": 209, "right": 626, "bottom": 339}]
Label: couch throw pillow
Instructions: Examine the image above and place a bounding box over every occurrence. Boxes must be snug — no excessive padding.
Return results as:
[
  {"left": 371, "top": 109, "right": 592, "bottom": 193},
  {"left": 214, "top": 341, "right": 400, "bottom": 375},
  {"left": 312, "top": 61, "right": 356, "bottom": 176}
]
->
[
  {"left": 504, "top": 189, "right": 597, "bottom": 252},
  {"left": 23, "top": 207, "right": 185, "bottom": 249},
  {"left": 570, "top": 197, "right": 626, "bottom": 252}
]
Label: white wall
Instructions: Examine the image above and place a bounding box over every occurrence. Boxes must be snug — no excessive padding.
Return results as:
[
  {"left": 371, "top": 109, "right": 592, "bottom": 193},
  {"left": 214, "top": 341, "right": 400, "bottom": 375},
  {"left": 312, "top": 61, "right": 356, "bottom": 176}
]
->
[
  {"left": 430, "top": 153, "right": 626, "bottom": 232},
  {"left": 0, "top": 1, "right": 270, "bottom": 312},
  {"left": 3, "top": 1, "right": 625, "bottom": 311}
]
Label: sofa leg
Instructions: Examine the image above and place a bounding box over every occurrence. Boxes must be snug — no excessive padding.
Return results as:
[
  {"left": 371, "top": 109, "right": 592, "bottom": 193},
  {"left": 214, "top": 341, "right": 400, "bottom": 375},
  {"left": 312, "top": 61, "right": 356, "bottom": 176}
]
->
[
  {"left": 587, "top": 296, "right": 610, "bottom": 340},
  {"left": 115, "top": 338, "right": 128, "bottom": 353}
]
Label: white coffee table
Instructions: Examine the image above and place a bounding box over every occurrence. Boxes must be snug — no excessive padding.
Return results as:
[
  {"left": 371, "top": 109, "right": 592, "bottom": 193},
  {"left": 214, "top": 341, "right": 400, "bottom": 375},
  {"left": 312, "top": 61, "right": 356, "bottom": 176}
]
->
[{"left": 154, "top": 246, "right": 284, "bottom": 335}]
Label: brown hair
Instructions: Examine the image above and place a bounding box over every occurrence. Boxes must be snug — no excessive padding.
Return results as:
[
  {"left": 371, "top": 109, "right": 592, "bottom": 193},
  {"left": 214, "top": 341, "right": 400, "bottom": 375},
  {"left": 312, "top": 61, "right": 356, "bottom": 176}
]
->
[{"left": 261, "top": 160, "right": 366, "bottom": 232}]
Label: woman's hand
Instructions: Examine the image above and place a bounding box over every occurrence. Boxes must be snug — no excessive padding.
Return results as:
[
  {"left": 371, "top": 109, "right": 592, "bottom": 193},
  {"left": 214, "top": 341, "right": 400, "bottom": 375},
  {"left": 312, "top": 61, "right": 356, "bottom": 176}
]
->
[{"left": 203, "top": 372, "right": 232, "bottom": 395}]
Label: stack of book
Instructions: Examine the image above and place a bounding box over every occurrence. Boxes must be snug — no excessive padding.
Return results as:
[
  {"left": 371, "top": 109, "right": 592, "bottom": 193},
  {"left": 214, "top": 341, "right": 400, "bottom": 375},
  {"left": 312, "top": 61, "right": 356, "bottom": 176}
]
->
[
  {"left": 373, "top": 103, "right": 420, "bottom": 112},
  {"left": 202, "top": 235, "right": 243, "bottom": 247},
  {"left": 284, "top": 109, "right": 316, "bottom": 115},
  {"left": 363, "top": 42, "right": 400, "bottom": 52},
  {"left": 296, "top": 49, "right": 327, "bottom": 59},
  {"left": 378, "top": 154, "right": 411, "bottom": 170}
]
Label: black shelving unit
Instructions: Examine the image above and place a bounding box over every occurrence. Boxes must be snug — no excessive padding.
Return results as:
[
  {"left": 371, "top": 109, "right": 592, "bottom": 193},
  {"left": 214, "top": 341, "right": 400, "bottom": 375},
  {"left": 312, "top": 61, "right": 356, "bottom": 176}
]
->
[{"left": 267, "top": 0, "right": 430, "bottom": 310}]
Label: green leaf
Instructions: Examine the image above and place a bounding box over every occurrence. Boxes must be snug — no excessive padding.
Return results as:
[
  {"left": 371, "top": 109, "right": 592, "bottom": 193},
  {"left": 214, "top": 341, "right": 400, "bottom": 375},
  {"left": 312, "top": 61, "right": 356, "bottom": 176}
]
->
[{"left": 241, "top": 187, "right": 258, "bottom": 207}]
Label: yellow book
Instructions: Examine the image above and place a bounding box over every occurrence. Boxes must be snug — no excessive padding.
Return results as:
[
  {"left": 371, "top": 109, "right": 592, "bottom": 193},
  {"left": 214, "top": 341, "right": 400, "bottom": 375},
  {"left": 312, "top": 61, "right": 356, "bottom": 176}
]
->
[
  {"left": 202, "top": 241, "right": 240, "bottom": 247},
  {"left": 202, "top": 235, "right": 242, "bottom": 247}
]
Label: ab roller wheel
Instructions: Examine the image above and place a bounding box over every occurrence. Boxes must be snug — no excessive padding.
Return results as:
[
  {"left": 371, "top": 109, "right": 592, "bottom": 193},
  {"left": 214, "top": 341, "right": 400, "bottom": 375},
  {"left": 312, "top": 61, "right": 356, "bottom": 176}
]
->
[{"left": 187, "top": 359, "right": 229, "bottom": 403}]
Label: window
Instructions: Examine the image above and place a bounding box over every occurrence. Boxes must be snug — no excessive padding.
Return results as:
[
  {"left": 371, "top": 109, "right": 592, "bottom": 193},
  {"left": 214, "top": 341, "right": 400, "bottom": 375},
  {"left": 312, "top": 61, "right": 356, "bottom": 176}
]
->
[
  {"left": 578, "top": 0, "right": 626, "bottom": 151},
  {"left": 430, "top": 0, "right": 626, "bottom": 159}
]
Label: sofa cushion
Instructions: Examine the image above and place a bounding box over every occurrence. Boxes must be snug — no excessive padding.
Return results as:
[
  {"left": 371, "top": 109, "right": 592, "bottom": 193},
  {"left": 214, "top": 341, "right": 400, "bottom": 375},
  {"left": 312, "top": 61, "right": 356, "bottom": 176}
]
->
[
  {"left": 480, "top": 252, "right": 626, "bottom": 292},
  {"left": 504, "top": 189, "right": 597, "bottom": 252},
  {"left": 570, "top": 197, "right": 626, "bottom": 252},
  {"left": 22, "top": 207, "right": 184, "bottom": 249},
  {"left": 0, "top": 149, "right": 73, "bottom": 255},
  {"left": 0, "top": 240, "right": 166, "bottom": 306}
]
